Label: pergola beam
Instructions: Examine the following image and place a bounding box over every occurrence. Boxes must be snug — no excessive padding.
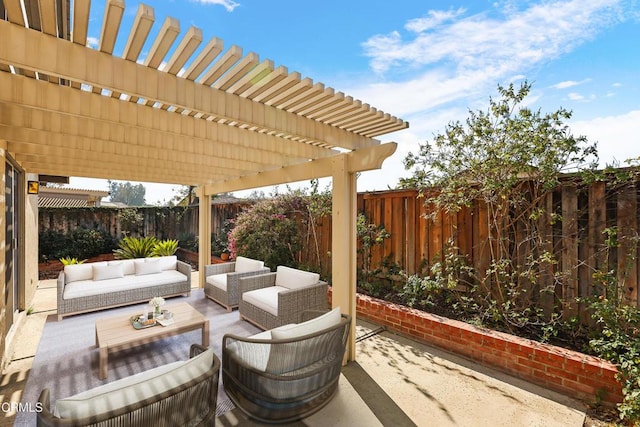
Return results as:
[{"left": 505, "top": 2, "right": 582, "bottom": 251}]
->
[
  {"left": 0, "top": 19, "right": 381, "bottom": 149},
  {"left": 71, "top": 0, "right": 90, "bottom": 45},
  {"left": 203, "top": 143, "right": 397, "bottom": 195},
  {"left": 0, "top": 73, "right": 338, "bottom": 162}
]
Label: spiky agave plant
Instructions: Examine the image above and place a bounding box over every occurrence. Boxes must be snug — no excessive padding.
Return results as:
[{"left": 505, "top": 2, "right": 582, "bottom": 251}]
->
[
  {"left": 152, "top": 239, "right": 179, "bottom": 257},
  {"left": 113, "top": 236, "right": 158, "bottom": 259}
]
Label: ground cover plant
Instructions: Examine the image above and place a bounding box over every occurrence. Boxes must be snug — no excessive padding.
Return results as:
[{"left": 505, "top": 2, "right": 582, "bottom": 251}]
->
[{"left": 397, "top": 81, "right": 640, "bottom": 424}]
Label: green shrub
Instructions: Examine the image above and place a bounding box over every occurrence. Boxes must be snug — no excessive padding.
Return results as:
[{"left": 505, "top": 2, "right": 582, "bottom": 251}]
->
[
  {"left": 39, "top": 229, "right": 68, "bottom": 262},
  {"left": 59, "top": 257, "right": 86, "bottom": 265},
  {"left": 152, "top": 239, "right": 179, "bottom": 256},
  {"left": 113, "top": 236, "right": 158, "bottom": 259},
  {"left": 39, "top": 227, "right": 117, "bottom": 262},
  {"left": 227, "top": 186, "right": 331, "bottom": 271},
  {"left": 589, "top": 298, "right": 640, "bottom": 423},
  {"left": 178, "top": 233, "right": 198, "bottom": 252},
  {"left": 114, "top": 236, "right": 180, "bottom": 259}
]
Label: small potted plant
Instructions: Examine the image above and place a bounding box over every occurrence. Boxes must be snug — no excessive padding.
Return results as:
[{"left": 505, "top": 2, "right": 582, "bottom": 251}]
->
[
  {"left": 149, "top": 296, "right": 165, "bottom": 317},
  {"left": 220, "top": 249, "right": 230, "bottom": 261}
]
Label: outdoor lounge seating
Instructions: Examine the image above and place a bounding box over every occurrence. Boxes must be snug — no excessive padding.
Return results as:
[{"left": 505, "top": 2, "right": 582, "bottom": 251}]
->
[
  {"left": 238, "top": 266, "right": 328, "bottom": 330},
  {"left": 36, "top": 344, "right": 220, "bottom": 427},
  {"left": 56, "top": 256, "right": 191, "bottom": 320},
  {"left": 222, "top": 308, "right": 351, "bottom": 424},
  {"left": 204, "top": 256, "right": 270, "bottom": 311}
]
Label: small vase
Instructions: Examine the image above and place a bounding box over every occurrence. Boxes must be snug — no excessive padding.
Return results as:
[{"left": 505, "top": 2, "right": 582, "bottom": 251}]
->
[{"left": 154, "top": 307, "right": 161, "bottom": 317}]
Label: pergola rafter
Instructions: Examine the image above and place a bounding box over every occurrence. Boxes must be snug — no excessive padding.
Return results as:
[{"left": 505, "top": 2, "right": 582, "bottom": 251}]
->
[{"left": 0, "top": 0, "right": 409, "bottom": 361}]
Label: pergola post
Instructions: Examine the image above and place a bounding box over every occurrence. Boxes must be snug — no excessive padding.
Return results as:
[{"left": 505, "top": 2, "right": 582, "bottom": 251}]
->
[
  {"left": 331, "top": 154, "right": 358, "bottom": 361},
  {"left": 197, "top": 187, "right": 212, "bottom": 289}
]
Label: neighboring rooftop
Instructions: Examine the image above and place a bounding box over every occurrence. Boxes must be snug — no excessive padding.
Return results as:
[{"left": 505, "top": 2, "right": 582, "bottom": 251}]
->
[{"left": 37, "top": 187, "right": 109, "bottom": 208}]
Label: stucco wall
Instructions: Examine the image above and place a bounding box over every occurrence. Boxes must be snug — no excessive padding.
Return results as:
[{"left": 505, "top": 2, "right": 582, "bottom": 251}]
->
[
  {"left": 0, "top": 145, "right": 6, "bottom": 368},
  {"left": 24, "top": 173, "right": 39, "bottom": 307}
]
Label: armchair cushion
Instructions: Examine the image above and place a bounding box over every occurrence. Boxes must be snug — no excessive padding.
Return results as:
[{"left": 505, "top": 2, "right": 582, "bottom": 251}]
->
[
  {"left": 242, "top": 286, "right": 289, "bottom": 316},
  {"left": 234, "top": 256, "right": 265, "bottom": 273},
  {"left": 270, "top": 307, "right": 341, "bottom": 340},
  {"left": 54, "top": 348, "right": 214, "bottom": 419},
  {"left": 274, "top": 266, "right": 320, "bottom": 290},
  {"left": 205, "top": 273, "right": 228, "bottom": 291}
]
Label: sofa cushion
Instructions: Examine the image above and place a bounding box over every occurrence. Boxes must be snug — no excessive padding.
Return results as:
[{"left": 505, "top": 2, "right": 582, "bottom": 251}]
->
[
  {"left": 64, "top": 262, "right": 107, "bottom": 283},
  {"left": 63, "top": 270, "right": 188, "bottom": 299},
  {"left": 205, "top": 273, "right": 227, "bottom": 291},
  {"left": 135, "top": 259, "right": 162, "bottom": 276},
  {"left": 54, "top": 349, "right": 214, "bottom": 419},
  {"left": 108, "top": 259, "right": 135, "bottom": 276},
  {"left": 270, "top": 307, "right": 341, "bottom": 340},
  {"left": 146, "top": 255, "right": 177, "bottom": 271},
  {"left": 242, "top": 286, "right": 289, "bottom": 316},
  {"left": 274, "top": 266, "right": 319, "bottom": 290},
  {"left": 92, "top": 264, "right": 124, "bottom": 281},
  {"left": 234, "top": 256, "right": 264, "bottom": 273}
]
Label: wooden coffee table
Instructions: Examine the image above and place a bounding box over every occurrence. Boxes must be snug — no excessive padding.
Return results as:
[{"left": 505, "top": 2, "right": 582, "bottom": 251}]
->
[{"left": 94, "top": 302, "right": 209, "bottom": 379}]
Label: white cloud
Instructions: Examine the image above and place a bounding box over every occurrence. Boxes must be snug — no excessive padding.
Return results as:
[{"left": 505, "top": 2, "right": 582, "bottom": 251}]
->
[
  {"left": 363, "top": 0, "right": 623, "bottom": 77},
  {"left": 191, "top": 0, "right": 240, "bottom": 12},
  {"left": 551, "top": 79, "right": 591, "bottom": 89},
  {"left": 571, "top": 110, "right": 640, "bottom": 166},
  {"left": 86, "top": 37, "right": 99, "bottom": 49},
  {"left": 405, "top": 8, "right": 466, "bottom": 33},
  {"left": 568, "top": 92, "right": 585, "bottom": 101}
]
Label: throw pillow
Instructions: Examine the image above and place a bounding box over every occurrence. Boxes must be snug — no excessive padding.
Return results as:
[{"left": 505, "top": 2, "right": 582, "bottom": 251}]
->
[
  {"left": 64, "top": 262, "right": 107, "bottom": 283},
  {"left": 146, "top": 255, "right": 177, "bottom": 271},
  {"left": 92, "top": 264, "right": 124, "bottom": 281},
  {"left": 135, "top": 260, "right": 162, "bottom": 276}
]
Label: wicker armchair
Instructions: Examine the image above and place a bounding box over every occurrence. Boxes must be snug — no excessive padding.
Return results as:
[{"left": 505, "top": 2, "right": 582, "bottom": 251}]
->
[
  {"left": 36, "top": 345, "right": 220, "bottom": 427},
  {"left": 204, "top": 256, "right": 270, "bottom": 311},
  {"left": 222, "top": 310, "right": 351, "bottom": 424},
  {"left": 238, "top": 266, "right": 328, "bottom": 330}
]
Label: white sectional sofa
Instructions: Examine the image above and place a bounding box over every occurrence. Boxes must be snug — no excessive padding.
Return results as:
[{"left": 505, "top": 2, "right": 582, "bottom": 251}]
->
[{"left": 57, "top": 255, "right": 191, "bottom": 320}]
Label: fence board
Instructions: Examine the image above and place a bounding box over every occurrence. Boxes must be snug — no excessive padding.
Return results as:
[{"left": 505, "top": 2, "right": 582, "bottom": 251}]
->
[
  {"left": 617, "top": 183, "right": 638, "bottom": 303},
  {"left": 561, "top": 183, "right": 579, "bottom": 318},
  {"left": 406, "top": 196, "right": 417, "bottom": 274}
]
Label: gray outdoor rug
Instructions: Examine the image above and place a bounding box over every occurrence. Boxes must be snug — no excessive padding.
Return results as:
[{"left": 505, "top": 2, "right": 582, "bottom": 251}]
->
[{"left": 14, "top": 289, "right": 259, "bottom": 426}]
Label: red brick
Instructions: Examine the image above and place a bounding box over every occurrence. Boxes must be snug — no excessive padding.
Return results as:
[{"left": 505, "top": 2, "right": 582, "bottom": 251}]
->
[
  {"left": 546, "top": 366, "right": 578, "bottom": 383},
  {"left": 562, "top": 379, "right": 601, "bottom": 397},
  {"left": 517, "top": 356, "right": 547, "bottom": 372}
]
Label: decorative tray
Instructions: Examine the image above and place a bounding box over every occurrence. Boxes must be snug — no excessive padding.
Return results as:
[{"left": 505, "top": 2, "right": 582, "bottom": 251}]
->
[{"left": 130, "top": 316, "right": 157, "bottom": 329}]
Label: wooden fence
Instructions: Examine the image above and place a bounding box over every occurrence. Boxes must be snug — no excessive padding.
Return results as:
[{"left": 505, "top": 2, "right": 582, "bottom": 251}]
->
[
  {"left": 39, "top": 180, "right": 640, "bottom": 312},
  {"left": 38, "top": 201, "right": 250, "bottom": 241},
  {"left": 349, "top": 182, "right": 640, "bottom": 311}
]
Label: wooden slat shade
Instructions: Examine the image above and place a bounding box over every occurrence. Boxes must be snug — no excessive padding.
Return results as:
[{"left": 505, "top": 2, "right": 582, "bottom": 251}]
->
[{"left": 0, "top": 0, "right": 408, "bottom": 189}]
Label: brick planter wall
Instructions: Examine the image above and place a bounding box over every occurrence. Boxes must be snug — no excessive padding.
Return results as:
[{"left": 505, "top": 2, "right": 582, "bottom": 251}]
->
[{"left": 328, "top": 288, "right": 623, "bottom": 406}]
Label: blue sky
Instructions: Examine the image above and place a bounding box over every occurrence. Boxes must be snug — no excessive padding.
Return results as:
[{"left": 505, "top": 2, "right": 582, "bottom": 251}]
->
[{"left": 70, "top": 0, "right": 640, "bottom": 204}]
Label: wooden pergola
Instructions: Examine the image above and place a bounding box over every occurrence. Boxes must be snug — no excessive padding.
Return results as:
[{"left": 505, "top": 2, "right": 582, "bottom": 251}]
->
[{"left": 0, "top": 0, "right": 408, "bottom": 359}]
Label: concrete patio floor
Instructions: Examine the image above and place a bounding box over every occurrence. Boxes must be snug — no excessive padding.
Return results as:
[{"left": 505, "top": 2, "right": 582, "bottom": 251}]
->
[{"left": 0, "top": 272, "right": 587, "bottom": 426}]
